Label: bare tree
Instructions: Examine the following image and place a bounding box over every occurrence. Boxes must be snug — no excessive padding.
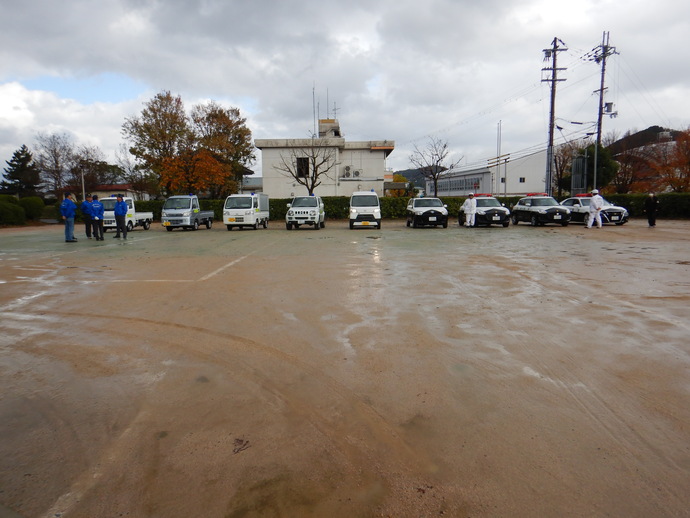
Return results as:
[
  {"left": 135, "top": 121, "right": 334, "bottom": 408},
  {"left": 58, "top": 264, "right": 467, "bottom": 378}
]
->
[
  {"left": 34, "top": 131, "right": 76, "bottom": 196},
  {"left": 409, "top": 136, "right": 462, "bottom": 196},
  {"left": 273, "top": 135, "right": 338, "bottom": 195}
]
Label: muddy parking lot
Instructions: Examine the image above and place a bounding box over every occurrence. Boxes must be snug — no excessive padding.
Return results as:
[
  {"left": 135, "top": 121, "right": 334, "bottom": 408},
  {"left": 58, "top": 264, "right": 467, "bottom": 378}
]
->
[{"left": 1, "top": 218, "right": 689, "bottom": 517}]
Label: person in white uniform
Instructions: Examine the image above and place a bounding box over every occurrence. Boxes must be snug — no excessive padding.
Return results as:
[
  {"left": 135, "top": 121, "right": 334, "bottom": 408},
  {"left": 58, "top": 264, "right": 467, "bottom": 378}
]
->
[
  {"left": 461, "top": 192, "right": 477, "bottom": 227},
  {"left": 587, "top": 189, "right": 604, "bottom": 228}
]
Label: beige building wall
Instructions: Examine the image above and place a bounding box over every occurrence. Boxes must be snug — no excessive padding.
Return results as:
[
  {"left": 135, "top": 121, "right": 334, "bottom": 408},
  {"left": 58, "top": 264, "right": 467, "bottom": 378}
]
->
[{"left": 256, "top": 120, "right": 394, "bottom": 199}]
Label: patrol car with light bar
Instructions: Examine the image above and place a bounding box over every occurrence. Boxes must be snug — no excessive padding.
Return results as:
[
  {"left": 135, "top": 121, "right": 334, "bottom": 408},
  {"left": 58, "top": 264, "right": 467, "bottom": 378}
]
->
[{"left": 511, "top": 193, "right": 571, "bottom": 226}]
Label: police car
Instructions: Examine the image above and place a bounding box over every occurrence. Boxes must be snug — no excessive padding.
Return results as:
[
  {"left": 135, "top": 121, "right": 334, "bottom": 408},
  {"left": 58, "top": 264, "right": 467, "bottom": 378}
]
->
[
  {"left": 458, "top": 193, "right": 510, "bottom": 227},
  {"left": 511, "top": 193, "right": 571, "bottom": 226},
  {"left": 560, "top": 194, "right": 629, "bottom": 226},
  {"left": 406, "top": 197, "right": 449, "bottom": 228}
]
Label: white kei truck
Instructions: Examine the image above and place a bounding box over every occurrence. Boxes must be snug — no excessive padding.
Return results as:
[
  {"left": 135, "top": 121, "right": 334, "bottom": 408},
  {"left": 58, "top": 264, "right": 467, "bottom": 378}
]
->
[
  {"left": 101, "top": 196, "right": 154, "bottom": 233},
  {"left": 161, "top": 195, "right": 214, "bottom": 231},
  {"left": 223, "top": 193, "right": 270, "bottom": 230}
]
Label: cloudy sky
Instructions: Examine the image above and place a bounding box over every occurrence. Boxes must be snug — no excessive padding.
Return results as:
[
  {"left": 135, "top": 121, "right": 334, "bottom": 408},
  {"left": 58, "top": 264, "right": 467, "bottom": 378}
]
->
[{"left": 1, "top": 0, "right": 689, "bottom": 177}]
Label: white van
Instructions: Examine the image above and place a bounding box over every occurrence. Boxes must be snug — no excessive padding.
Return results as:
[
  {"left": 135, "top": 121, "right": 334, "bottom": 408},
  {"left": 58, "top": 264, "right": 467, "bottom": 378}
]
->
[
  {"left": 349, "top": 190, "right": 381, "bottom": 229},
  {"left": 223, "top": 193, "right": 270, "bottom": 230}
]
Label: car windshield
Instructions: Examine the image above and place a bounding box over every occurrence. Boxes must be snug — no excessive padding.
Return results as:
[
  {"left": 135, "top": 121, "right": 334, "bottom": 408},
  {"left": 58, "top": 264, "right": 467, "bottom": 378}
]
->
[
  {"left": 414, "top": 198, "right": 443, "bottom": 208},
  {"left": 292, "top": 197, "right": 318, "bottom": 207},
  {"left": 163, "top": 198, "right": 191, "bottom": 209},
  {"left": 101, "top": 199, "right": 116, "bottom": 210},
  {"left": 351, "top": 195, "right": 378, "bottom": 207},
  {"left": 476, "top": 198, "right": 501, "bottom": 208},
  {"left": 531, "top": 197, "right": 559, "bottom": 207},
  {"left": 225, "top": 197, "right": 252, "bottom": 209}
]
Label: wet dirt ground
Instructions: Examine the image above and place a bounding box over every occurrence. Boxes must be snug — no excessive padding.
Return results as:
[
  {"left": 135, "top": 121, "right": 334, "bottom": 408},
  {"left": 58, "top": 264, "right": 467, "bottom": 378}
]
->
[{"left": 1, "top": 218, "right": 689, "bottom": 518}]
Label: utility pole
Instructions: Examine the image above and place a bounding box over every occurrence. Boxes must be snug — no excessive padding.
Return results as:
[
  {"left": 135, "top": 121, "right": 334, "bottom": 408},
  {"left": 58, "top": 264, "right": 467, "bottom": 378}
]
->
[
  {"left": 542, "top": 37, "right": 567, "bottom": 196},
  {"left": 592, "top": 31, "right": 617, "bottom": 190}
]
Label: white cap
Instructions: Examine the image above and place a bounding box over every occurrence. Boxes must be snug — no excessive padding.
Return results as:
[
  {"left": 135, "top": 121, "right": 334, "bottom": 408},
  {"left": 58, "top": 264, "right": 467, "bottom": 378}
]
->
[
  {"left": 468, "top": 192, "right": 474, "bottom": 196},
  {"left": 591, "top": 189, "right": 599, "bottom": 194}
]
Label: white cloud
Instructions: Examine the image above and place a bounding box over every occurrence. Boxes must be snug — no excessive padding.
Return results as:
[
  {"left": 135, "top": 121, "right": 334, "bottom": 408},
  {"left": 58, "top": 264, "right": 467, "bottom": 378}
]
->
[{"left": 1, "top": 0, "right": 689, "bottom": 175}]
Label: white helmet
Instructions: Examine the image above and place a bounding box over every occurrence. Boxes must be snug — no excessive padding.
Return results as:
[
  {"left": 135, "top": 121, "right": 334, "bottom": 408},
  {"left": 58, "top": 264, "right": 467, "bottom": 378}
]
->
[{"left": 591, "top": 189, "right": 599, "bottom": 194}]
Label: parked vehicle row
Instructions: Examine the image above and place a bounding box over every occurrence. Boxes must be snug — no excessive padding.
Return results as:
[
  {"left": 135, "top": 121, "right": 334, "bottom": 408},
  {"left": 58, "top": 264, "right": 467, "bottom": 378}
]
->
[{"left": 152, "top": 191, "right": 629, "bottom": 235}]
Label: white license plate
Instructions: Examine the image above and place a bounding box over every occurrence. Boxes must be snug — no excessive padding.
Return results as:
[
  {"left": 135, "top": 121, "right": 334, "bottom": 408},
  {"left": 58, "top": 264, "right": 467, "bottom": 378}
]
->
[
  {"left": 429, "top": 216, "right": 437, "bottom": 221},
  {"left": 554, "top": 214, "right": 561, "bottom": 219},
  {"left": 492, "top": 215, "right": 500, "bottom": 220},
  {"left": 611, "top": 215, "right": 619, "bottom": 220}
]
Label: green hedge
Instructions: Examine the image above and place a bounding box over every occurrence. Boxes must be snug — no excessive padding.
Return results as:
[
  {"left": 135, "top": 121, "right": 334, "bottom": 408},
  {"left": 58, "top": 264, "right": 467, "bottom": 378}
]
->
[
  {"left": 0, "top": 202, "right": 26, "bottom": 225},
  {"left": 0, "top": 195, "right": 20, "bottom": 205},
  {"left": 19, "top": 197, "right": 45, "bottom": 220},
  {"left": 120, "top": 193, "right": 690, "bottom": 222}
]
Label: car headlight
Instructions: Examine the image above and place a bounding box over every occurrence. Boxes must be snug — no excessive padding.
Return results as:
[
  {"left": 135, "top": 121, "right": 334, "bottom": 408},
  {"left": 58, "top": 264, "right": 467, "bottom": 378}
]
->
[
  {"left": 182, "top": 211, "right": 191, "bottom": 217},
  {"left": 564, "top": 208, "right": 571, "bottom": 214},
  {"left": 538, "top": 209, "right": 547, "bottom": 214},
  {"left": 476, "top": 210, "right": 485, "bottom": 215},
  {"left": 287, "top": 210, "right": 294, "bottom": 216},
  {"left": 309, "top": 210, "right": 316, "bottom": 216},
  {"left": 162, "top": 211, "right": 168, "bottom": 217},
  {"left": 245, "top": 210, "right": 252, "bottom": 216}
]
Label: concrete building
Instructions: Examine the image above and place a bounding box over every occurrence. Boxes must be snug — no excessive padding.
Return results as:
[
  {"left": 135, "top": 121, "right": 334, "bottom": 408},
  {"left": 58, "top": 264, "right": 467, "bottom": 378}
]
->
[
  {"left": 429, "top": 149, "right": 548, "bottom": 197},
  {"left": 255, "top": 119, "right": 394, "bottom": 198}
]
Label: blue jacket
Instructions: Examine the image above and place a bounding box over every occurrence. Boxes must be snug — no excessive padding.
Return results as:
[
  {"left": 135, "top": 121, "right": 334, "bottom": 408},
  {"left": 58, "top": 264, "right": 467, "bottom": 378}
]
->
[
  {"left": 60, "top": 198, "right": 77, "bottom": 218},
  {"left": 91, "top": 200, "right": 104, "bottom": 220},
  {"left": 80, "top": 200, "right": 93, "bottom": 216},
  {"left": 114, "top": 200, "right": 128, "bottom": 217}
]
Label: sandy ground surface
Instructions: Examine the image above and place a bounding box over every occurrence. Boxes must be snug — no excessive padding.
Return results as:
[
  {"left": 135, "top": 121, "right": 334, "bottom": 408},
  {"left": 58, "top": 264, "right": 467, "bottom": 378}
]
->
[{"left": 1, "top": 218, "right": 689, "bottom": 518}]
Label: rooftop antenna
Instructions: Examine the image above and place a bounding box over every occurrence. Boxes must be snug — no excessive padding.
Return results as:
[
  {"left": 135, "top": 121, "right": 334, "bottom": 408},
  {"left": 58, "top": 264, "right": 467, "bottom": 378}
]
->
[{"left": 312, "top": 83, "right": 316, "bottom": 136}]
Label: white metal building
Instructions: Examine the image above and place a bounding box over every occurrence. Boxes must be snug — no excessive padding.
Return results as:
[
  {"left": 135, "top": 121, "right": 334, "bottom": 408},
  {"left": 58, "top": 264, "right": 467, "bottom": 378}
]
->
[
  {"left": 429, "top": 149, "right": 548, "bottom": 197},
  {"left": 256, "top": 119, "right": 395, "bottom": 198}
]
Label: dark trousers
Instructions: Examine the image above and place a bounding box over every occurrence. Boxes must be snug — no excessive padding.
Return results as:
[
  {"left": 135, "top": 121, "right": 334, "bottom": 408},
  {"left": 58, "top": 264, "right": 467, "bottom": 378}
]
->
[
  {"left": 115, "top": 215, "right": 128, "bottom": 238},
  {"left": 92, "top": 219, "right": 104, "bottom": 240},
  {"left": 83, "top": 215, "right": 92, "bottom": 237},
  {"left": 647, "top": 213, "right": 656, "bottom": 227}
]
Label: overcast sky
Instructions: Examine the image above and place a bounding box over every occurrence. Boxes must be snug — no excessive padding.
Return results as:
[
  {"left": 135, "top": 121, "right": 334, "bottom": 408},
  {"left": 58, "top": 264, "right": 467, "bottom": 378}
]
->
[{"left": 2, "top": 0, "right": 689, "bottom": 177}]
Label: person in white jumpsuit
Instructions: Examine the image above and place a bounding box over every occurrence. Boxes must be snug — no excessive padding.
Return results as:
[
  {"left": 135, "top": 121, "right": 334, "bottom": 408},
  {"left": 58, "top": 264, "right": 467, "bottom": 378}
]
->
[
  {"left": 587, "top": 189, "right": 604, "bottom": 228},
  {"left": 461, "top": 192, "right": 477, "bottom": 227}
]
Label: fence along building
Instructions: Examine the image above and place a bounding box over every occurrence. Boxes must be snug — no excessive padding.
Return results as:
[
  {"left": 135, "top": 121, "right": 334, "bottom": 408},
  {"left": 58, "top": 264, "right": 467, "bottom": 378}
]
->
[
  {"left": 256, "top": 119, "right": 395, "bottom": 198},
  {"left": 429, "top": 149, "right": 547, "bottom": 197}
]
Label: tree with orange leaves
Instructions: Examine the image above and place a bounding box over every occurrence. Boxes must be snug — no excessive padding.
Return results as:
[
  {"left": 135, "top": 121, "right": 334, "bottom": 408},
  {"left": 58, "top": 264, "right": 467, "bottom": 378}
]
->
[{"left": 122, "top": 91, "right": 254, "bottom": 196}]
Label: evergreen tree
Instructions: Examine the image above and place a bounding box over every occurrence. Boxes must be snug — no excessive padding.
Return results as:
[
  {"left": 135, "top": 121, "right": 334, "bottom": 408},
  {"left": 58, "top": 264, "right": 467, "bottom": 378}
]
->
[{"left": 2, "top": 145, "right": 41, "bottom": 196}]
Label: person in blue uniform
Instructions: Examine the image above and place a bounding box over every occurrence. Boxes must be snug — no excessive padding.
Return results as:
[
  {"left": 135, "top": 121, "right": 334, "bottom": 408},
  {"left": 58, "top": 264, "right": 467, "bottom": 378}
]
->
[
  {"left": 113, "top": 194, "right": 128, "bottom": 239},
  {"left": 90, "top": 195, "right": 104, "bottom": 241},
  {"left": 80, "top": 194, "right": 93, "bottom": 239},
  {"left": 59, "top": 192, "right": 78, "bottom": 242}
]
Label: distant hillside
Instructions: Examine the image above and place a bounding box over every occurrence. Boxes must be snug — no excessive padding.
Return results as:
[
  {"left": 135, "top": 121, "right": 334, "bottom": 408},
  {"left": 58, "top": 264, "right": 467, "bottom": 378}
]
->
[
  {"left": 609, "top": 125, "right": 681, "bottom": 154},
  {"left": 394, "top": 168, "right": 430, "bottom": 188}
]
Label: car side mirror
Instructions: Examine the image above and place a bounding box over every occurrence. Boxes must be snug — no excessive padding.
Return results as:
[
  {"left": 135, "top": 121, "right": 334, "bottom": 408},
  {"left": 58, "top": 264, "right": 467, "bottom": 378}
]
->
[
  {"left": 443, "top": 204, "right": 448, "bottom": 208},
  {"left": 286, "top": 203, "right": 292, "bottom": 208}
]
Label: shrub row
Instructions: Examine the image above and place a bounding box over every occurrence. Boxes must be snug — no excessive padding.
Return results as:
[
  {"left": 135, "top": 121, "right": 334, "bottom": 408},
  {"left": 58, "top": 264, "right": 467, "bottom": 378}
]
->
[
  {"left": 0, "top": 195, "right": 45, "bottom": 225},
  {"left": 2, "top": 193, "right": 688, "bottom": 226}
]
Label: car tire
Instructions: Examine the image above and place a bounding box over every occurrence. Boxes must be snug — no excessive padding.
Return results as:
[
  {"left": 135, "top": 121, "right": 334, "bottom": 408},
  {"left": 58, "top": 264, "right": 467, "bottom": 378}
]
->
[
  {"left": 127, "top": 221, "right": 134, "bottom": 232},
  {"left": 166, "top": 227, "right": 173, "bottom": 232},
  {"left": 512, "top": 214, "right": 519, "bottom": 225},
  {"left": 349, "top": 221, "right": 354, "bottom": 229},
  {"left": 406, "top": 218, "right": 411, "bottom": 227},
  {"left": 226, "top": 225, "right": 232, "bottom": 231},
  {"left": 286, "top": 222, "right": 292, "bottom": 230},
  {"left": 143, "top": 220, "right": 151, "bottom": 230},
  {"left": 206, "top": 219, "right": 212, "bottom": 229},
  {"left": 503, "top": 220, "right": 510, "bottom": 227},
  {"left": 192, "top": 220, "right": 199, "bottom": 231},
  {"left": 377, "top": 220, "right": 382, "bottom": 229},
  {"left": 443, "top": 221, "right": 448, "bottom": 228},
  {"left": 561, "top": 221, "right": 569, "bottom": 226},
  {"left": 530, "top": 215, "right": 538, "bottom": 226}
]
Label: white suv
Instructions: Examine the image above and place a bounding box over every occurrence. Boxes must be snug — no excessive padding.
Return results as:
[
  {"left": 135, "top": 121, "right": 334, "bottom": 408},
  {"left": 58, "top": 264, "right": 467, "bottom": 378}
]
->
[
  {"left": 285, "top": 195, "right": 325, "bottom": 230},
  {"left": 349, "top": 191, "right": 381, "bottom": 229}
]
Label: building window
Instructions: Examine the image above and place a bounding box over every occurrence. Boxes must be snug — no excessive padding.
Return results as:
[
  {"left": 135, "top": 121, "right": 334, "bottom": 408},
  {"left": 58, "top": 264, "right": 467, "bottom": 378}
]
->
[
  {"left": 519, "top": 177, "right": 526, "bottom": 183},
  {"left": 296, "top": 157, "right": 309, "bottom": 178},
  {"left": 500, "top": 177, "right": 505, "bottom": 183}
]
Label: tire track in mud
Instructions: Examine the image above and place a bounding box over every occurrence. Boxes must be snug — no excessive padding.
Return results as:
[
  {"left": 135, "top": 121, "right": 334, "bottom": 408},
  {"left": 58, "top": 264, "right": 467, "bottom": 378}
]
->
[
  {"left": 24, "top": 309, "right": 438, "bottom": 516},
  {"left": 489, "top": 254, "right": 690, "bottom": 512}
]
